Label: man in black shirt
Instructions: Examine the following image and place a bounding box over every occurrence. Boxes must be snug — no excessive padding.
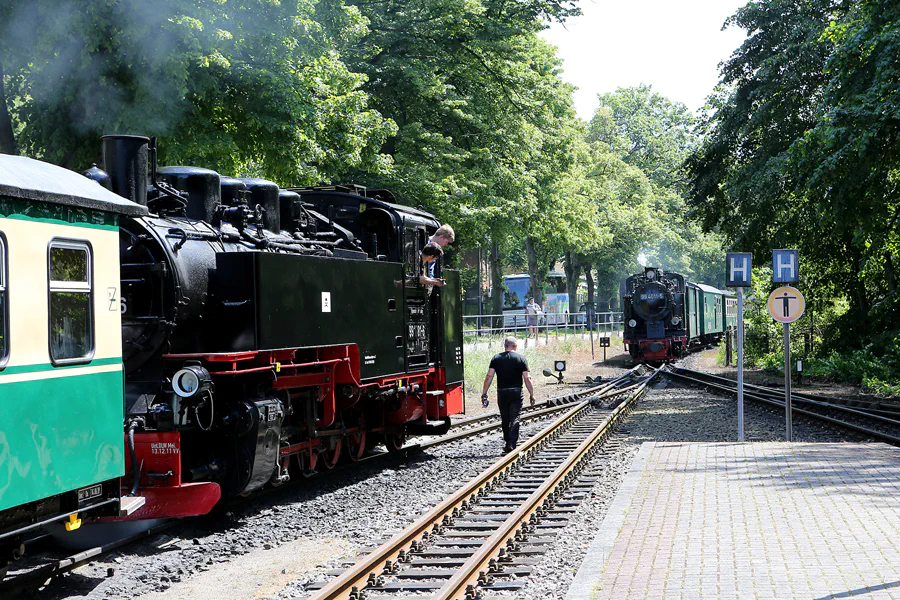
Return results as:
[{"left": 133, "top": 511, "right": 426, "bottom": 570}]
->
[{"left": 481, "top": 337, "right": 536, "bottom": 453}]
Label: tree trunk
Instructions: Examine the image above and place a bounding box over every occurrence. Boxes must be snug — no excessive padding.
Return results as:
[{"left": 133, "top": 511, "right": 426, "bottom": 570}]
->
[
  {"left": 0, "top": 60, "right": 17, "bottom": 155},
  {"left": 525, "top": 235, "right": 543, "bottom": 304},
  {"left": 564, "top": 252, "right": 578, "bottom": 309},
  {"left": 584, "top": 263, "right": 595, "bottom": 306},
  {"left": 490, "top": 238, "right": 503, "bottom": 330}
]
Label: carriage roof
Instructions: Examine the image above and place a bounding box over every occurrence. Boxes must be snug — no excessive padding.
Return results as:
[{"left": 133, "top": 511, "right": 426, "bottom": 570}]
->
[
  {"left": 0, "top": 154, "right": 147, "bottom": 216},
  {"left": 690, "top": 282, "right": 734, "bottom": 296}
]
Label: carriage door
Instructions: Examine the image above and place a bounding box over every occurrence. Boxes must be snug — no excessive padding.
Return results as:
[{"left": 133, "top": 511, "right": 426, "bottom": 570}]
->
[{"left": 402, "top": 220, "right": 430, "bottom": 369}]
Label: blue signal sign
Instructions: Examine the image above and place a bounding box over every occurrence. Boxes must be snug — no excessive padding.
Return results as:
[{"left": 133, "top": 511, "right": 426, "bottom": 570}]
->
[
  {"left": 773, "top": 249, "right": 799, "bottom": 283},
  {"left": 726, "top": 252, "right": 752, "bottom": 287}
]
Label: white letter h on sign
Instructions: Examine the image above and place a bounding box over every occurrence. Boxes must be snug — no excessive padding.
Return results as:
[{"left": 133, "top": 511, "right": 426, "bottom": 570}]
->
[
  {"left": 730, "top": 257, "right": 748, "bottom": 283},
  {"left": 777, "top": 253, "right": 795, "bottom": 280}
]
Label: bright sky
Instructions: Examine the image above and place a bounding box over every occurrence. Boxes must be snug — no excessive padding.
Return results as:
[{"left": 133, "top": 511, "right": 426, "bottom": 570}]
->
[{"left": 542, "top": 0, "right": 749, "bottom": 120}]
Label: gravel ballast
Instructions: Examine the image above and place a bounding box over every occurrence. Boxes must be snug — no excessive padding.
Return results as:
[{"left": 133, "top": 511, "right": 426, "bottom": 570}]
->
[{"left": 31, "top": 419, "right": 553, "bottom": 600}]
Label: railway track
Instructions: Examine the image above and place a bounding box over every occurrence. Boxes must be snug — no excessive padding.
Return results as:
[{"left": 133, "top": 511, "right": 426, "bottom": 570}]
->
[
  {"left": 665, "top": 366, "right": 900, "bottom": 445},
  {"left": 303, "top": 365, "right": 659, "bottom": 600},
  {"left": 0, "top": 369, "right": 642, "bottom": 596}
]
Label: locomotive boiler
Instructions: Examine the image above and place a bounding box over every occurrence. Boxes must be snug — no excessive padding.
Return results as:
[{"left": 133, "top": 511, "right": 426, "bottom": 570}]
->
[{"left": 100, "top": 135, "right": 464, "bottom": 518}]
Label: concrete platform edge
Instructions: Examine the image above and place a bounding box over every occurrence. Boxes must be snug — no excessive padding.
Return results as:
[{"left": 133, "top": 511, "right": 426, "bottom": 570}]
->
[{"left": 564, "top": 441, "right": 656, "bottom": 600}]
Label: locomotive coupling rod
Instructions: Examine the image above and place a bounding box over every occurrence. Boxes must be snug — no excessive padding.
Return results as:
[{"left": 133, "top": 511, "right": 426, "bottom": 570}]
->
[{"left": 305, "top": 399, "right": 594, "bottom": 600}]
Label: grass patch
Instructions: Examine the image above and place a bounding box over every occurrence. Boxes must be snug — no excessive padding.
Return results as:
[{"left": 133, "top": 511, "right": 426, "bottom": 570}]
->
[{"left": 463, "top": 337, "right": 594, "bottom": 397}]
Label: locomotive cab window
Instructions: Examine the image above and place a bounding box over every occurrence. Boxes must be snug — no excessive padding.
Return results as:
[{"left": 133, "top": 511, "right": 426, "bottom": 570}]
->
[
  {"left": 48, "top": 240, "right": 93, "bottom": 364},
  {"left": 0, "top": 233, "right": 7, "bottom": 368}
]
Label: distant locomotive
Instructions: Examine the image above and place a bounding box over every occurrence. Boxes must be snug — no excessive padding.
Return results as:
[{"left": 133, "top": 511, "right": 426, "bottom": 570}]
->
[
  {"left": 0, "top": 135, "right": 464, "bottom": 571},
  {"left": 621, "top": 267, "right": 736, "bottom": 363}
]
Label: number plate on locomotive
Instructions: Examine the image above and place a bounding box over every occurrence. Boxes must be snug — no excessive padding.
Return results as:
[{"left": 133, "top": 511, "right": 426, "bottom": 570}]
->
[{"left": 77, "top": 484, "right": 103, "bottom": 504}]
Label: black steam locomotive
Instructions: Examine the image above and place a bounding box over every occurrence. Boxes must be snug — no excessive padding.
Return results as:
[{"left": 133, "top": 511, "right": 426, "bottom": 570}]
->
[
  {"left": 622, "top": 267, "right": 734, "bottom": 363},
  {"left": 95, "top": 135, "right": 464, "bottom": 518}
]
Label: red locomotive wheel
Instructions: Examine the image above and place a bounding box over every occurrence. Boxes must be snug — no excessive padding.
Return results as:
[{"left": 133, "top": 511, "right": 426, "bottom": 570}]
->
[
  {"left": 320, "top": 439, "right": 342, "bottom": 470},
  {"left": 345, "top": 415, "right": 367, "bottom": 462},
  {"left": 385, "top": 432, "right": 406, "bottom": 452}
]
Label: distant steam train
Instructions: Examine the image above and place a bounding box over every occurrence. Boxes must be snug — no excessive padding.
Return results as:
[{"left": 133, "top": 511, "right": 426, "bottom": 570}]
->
[
  {"left": 0, "top": 135, "right": 464, "bottom": 573},
  {"left": 621, "top": 267, "right": 736, "bottom": 363}
]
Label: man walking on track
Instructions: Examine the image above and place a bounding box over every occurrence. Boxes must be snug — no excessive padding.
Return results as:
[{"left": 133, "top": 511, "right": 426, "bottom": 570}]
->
[{"left": 481, "top": 337, "right": 536, "bottom": 453}]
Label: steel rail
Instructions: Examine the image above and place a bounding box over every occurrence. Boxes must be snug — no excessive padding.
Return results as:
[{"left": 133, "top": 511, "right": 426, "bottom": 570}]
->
[
  {"left": 673, "top": 368, "right": 900, "bottom": 429},
  {"left": 0, "top": 520, "right": 177, "bottom": 593},
  {"left": 306, "top": 368, "right": 655, "bottom": 600},
  {"left": 442, "top": 370, "right": 637, "bottom": 431},
  {"left": 664, "top": 369, "right": 900, "bottom": 446},
  {"left": 304, "top": 401, "right": 594, "bottom": 600},
  {"left": 417, "top": 379, "right": 644, "bottom": 452},
  {"left": 432, "top": 368, "right": 660, "bottom": 600},
  {"left": 675, "top": 367, "right": 900, "bottom": 427}
]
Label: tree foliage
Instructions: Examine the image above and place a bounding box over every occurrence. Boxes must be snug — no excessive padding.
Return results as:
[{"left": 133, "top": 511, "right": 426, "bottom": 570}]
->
[
  {"left": 0, "top": 0, "right": 393, "bottom": 182},
  {"left": 581, "top": 85, "right": 725, "bottom": 305},
  {"left": 689, "top": 0, "right": 900, "bottom": 349}
]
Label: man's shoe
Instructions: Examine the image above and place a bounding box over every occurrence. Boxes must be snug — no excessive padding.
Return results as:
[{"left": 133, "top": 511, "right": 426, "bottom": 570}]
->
[{"left": 502, "top": 446, "right": 512, "bottom": 454}]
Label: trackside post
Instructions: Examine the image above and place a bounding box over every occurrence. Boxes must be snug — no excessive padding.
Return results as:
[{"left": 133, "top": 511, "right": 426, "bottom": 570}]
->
[
  {"left": 726, "top": 252, "right": 752, "bottom": 442},
  {"left": 769, "top": 249, "right": 804, "bottom": 441}
]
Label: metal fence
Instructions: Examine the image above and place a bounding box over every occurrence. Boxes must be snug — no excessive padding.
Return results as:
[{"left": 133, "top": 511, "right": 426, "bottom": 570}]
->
[{"left": 463, "top": 311, "right": 623, "bottom": 347}]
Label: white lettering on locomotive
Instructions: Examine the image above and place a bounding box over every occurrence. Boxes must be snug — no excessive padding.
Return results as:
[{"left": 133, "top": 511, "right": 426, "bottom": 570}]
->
[{"left": 150, "top": 442, "right": 179, "bottom": 455}]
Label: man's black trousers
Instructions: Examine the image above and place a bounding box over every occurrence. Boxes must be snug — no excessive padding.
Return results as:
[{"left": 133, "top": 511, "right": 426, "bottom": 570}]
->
[{"left": 497, "top": 388, "right": 524, "bottom": 449}]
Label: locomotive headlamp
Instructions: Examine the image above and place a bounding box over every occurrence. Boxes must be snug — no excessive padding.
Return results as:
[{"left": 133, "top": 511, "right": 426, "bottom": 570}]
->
[
  {"left": 671, "top": 316, "right": 682, "bottom": 325},
  {"left": 554, "top": 360, "right": 566, "bottom": 372},
  {"left": 628, "top": 319, "right": 637, "bottom": 328},
  {"left": 646, "top": 269, "right": 656, "bottom": 280},
  {"left": 172, "top": 365, "right": 212, "bottom": 398}
]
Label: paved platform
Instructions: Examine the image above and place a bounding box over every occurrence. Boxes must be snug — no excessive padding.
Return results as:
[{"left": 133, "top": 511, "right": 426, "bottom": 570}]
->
[{"left": 566, "top": 442, "right": 900, "bottom": 600}]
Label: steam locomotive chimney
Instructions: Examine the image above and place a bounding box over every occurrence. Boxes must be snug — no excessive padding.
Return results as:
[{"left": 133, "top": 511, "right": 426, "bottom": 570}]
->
[{"left": 102, "top": 135, "right": 150, "bottom": 205}]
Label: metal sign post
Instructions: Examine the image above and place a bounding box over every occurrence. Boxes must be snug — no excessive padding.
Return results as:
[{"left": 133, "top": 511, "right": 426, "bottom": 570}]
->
[
  {"left": 767, "top": 282, "right": 806, "bottom": 441},
  {"left": 783, "top": 322, "right": 792, "bottom": 439},
  {"left": 599, "top": 336, "right": 611, "bottom": 362},
  {"left": 737, "top": 287, "right": 745, "bottom": 440},
  {"left": 726, "top": 252, "right": 752, "bottom": 442}
]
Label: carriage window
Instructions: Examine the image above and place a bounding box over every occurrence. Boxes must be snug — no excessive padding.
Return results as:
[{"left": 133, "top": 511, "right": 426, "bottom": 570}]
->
[
  {"left": 0, "top": 234, "right": 7, "bottom": 367},
  {"left": 48, "top": 240, "right": 93, "bottom": 363}
]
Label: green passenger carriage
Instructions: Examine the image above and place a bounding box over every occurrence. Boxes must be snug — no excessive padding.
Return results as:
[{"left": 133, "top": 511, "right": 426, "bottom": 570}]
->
[
  {"left": 0, "top": 155, "right": 147, "bottom": 574},
  {"left": 685, "top": 282, "right": 736, "bottom": 342}
]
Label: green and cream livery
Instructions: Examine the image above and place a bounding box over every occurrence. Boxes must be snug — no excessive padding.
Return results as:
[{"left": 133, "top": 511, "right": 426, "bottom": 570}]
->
[{"left": 0, "top": 155, "right": 146, "bottom": 573}]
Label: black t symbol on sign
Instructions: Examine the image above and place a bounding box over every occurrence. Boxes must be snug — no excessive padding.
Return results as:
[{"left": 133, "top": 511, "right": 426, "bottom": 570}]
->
[{"left": 780, "top": 292, "right": 797, "bottom": 317}]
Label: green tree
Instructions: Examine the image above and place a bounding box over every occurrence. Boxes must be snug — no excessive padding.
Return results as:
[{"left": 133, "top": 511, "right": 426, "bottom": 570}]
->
[
  {"left": 585, "top": 86, "right": 725, "bottom": 301},
  {"left": 589, "top": 84, "right": 696, "bottom": 190},
  {"left": 687, "top": 0, "right": 900, "bottom": 348},
  {"left": 0, "top": 0, "right": 394, "bottom": 184}
]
